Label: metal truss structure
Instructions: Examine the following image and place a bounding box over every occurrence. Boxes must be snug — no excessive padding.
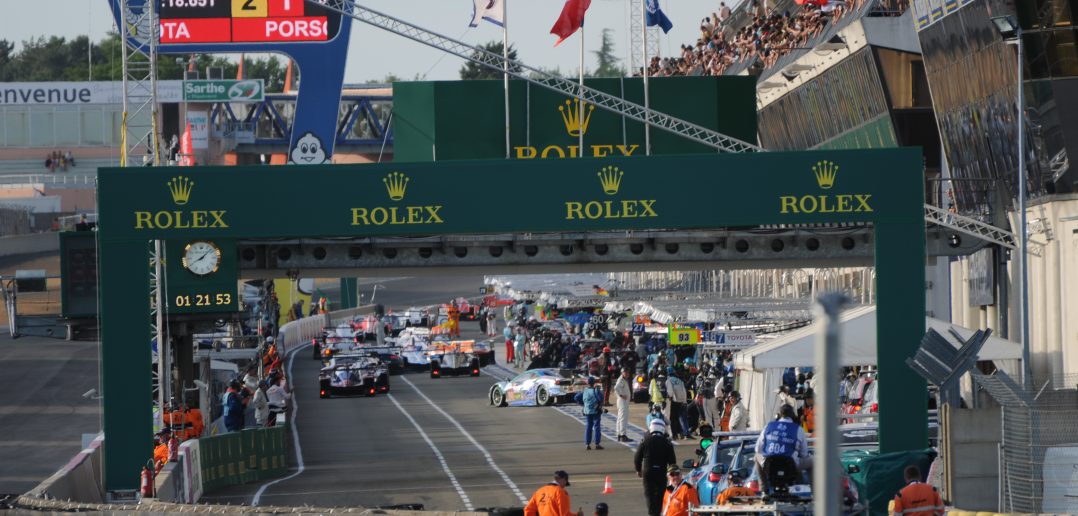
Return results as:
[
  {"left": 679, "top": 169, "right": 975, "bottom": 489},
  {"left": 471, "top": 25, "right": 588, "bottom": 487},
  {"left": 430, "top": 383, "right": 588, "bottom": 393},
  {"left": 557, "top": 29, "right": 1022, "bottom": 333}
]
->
[
  {"left": 314, "top": 0, "right": 762, "bottom": 154},
  {"left": 628, "top": 0, "right": 660, "bottom": 75},
  {"left": 923, "top": 204, "right": 1038, "bottom": 256},
  {"left": 209, "top": 93, "right": 393, "bottom": 149},
  {"left": 119, "top": 0, "right": 161, "bottom": 167}
]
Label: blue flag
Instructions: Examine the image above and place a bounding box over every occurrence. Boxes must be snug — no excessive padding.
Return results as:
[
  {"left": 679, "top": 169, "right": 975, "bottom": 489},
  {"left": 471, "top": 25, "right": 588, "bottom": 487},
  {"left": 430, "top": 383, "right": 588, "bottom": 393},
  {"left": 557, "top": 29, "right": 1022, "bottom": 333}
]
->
[{"left": 645, "top": 0, "right": 673, "bottom": 33}]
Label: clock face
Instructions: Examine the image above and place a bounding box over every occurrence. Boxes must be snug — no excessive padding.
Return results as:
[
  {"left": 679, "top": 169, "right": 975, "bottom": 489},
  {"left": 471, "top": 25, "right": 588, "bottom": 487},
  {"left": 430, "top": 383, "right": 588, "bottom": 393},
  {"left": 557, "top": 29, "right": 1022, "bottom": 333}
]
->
[{"left": 182, "top": 241, "right": 221, "bottom": 276}]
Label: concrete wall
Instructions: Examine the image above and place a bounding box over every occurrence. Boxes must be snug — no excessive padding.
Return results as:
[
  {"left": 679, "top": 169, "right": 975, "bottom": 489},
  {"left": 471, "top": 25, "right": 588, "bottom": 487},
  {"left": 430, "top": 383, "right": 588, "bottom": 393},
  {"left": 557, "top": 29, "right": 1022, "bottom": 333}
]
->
[
  {"left": 0, "top": 231, "right": 59, "bottom": 256},
  {"left": 946, "top": 406, "right": 1002, "bottom": 511},
  {"left": 950, "top": 195, "right": 1078, "bottom": 385},
  {"left": 22, "top": 433, "right": 104, "bottom": 503}
]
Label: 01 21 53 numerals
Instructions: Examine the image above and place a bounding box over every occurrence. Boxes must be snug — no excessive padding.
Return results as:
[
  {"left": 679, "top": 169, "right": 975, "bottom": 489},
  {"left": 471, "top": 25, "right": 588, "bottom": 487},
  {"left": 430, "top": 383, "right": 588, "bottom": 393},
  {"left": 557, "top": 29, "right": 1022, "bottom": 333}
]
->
[{"left": 174, "top": 292, "right": 233, "bottom": 308}]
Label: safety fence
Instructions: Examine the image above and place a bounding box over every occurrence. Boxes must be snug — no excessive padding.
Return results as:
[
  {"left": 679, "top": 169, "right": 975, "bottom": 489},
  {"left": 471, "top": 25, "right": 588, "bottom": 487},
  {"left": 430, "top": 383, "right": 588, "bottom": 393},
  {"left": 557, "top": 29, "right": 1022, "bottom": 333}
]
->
[
  {"left": 974, "top": 371, "right": 1078, "bottom": 513},
  {"left": 155, "top": 425, "right": 287, "bottom": 503},
  {"left": 199, "top": 426, "right": 287, "bottom": 493}
]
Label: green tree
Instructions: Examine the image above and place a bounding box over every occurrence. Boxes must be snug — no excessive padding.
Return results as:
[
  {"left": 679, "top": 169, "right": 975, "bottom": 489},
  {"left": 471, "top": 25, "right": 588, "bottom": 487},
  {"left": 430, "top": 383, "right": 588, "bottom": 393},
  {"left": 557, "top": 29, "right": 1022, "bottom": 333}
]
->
[
  {"left": 459, "top": 41, "right": 521, "bottom": 80},
  {"left": 592, "top": 29, "right": 625, "bottom": 78},
  {"left": 0, "top": 40, "right": 15, "bottom": 81},
  {"left": 0, "top": 32, "right": 292, "bottom": 91}
]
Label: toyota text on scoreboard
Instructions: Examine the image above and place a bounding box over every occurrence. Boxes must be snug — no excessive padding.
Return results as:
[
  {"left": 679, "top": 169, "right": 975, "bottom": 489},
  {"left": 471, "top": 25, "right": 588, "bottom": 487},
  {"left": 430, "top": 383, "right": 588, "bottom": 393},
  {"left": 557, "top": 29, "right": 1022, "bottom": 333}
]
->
[{"left": 159, "top": 0, "right": 341, "bottom": 44}]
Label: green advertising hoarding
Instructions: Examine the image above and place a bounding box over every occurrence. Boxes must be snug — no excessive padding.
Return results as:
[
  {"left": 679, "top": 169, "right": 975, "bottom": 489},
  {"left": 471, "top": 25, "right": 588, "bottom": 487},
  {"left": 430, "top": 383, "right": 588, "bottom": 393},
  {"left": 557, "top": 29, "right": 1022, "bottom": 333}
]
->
[
  {"left": 392, "top": 76, "right": 757, "bottom": 162},
  {"left": 183, "top": 79, "right": 265, "bottom": 102}
]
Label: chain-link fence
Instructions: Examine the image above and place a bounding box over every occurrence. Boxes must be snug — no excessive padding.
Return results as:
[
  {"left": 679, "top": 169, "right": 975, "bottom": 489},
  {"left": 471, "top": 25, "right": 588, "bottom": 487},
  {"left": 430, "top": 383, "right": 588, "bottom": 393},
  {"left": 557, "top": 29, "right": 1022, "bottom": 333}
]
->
[{"left": 974, "top": 371, "right": 1078, "bottom": 513}]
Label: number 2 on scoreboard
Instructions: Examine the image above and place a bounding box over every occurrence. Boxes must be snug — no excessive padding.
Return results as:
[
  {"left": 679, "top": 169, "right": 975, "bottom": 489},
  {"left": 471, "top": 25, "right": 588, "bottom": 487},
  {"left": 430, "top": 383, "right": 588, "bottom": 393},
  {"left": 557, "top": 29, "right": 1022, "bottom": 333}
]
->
[{"left": 231, "top": 0, "right": 267, "bottom": 17}]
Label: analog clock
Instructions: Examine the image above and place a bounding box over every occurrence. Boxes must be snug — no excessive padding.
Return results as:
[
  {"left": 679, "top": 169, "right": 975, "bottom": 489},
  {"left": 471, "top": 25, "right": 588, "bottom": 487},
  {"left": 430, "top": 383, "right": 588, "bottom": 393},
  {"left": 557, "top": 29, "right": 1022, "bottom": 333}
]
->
[{"left": 182, "top": 241, "right": 221, "bottom": 276}]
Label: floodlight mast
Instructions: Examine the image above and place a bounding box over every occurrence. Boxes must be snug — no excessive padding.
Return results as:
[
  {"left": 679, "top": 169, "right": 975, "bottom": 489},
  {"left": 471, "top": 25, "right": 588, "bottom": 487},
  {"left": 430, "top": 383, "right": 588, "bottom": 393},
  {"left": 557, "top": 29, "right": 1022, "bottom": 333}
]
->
[{"left": 312, "top": 0, "right": 763, "bottom": 154}]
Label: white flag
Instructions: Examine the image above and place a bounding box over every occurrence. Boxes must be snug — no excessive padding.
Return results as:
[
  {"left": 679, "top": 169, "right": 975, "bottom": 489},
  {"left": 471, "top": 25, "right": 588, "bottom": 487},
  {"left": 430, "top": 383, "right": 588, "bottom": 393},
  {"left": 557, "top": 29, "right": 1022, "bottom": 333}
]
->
[{"left": 470, "top": 0, "right": 505, "bottom": 27}]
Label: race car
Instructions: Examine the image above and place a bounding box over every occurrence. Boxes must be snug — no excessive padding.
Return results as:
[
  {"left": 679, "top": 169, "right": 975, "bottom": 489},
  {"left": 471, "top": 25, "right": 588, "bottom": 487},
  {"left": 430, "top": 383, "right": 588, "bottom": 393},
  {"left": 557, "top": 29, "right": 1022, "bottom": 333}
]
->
[
  {"left": 489, "top": 368, "right": 591, "bottom": 407},
  {"left": 396, "top": 327, "right": 433, "bottom": 367},
  {"left": 319, "top": 353, "right": 390, "bottom": 398},
  {"left": 352, "top": 344, "right": 405, "bottom": 375},
  {"left": 313, "top": 325, "right": 360, "bottom": 359},
  {"left": 429, "top": 341, "right": 482, "bottom": 378}
]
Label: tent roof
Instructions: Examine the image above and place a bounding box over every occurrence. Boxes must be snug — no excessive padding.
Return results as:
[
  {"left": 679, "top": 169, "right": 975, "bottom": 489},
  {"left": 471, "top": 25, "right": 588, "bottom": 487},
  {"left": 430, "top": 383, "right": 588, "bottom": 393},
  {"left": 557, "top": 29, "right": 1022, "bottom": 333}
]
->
[{"left": 733, "top": 305, "right": 1022, "bottom": 370}]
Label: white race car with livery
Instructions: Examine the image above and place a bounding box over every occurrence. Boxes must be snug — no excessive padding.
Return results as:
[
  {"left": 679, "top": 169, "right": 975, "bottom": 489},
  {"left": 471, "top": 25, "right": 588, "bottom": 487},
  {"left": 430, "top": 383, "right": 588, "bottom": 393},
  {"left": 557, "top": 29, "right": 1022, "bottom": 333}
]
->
[{"left": 489, "top": 368, "right": 591, "bottom": 407}]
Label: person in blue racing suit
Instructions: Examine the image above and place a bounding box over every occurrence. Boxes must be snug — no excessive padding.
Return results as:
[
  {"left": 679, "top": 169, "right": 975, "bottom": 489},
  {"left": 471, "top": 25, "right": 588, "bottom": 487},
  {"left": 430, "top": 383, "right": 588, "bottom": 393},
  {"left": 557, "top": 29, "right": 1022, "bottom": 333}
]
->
[{"left": 753, "top": 404, "right": 810, "bottom": 492}]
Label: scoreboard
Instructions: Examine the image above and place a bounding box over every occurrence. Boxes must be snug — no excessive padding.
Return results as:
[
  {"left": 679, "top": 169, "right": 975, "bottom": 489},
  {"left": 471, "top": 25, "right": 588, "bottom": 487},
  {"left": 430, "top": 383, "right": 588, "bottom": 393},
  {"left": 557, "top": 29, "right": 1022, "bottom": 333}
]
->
[{"left": 159, "top": 0, "right": 342, "bottom": 45}]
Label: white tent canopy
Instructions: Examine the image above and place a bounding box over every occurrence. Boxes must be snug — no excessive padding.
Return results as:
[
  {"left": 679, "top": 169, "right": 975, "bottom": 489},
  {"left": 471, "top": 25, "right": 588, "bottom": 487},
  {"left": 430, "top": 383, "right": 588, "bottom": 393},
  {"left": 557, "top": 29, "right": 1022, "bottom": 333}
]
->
[{"left": 732, "top": 305, "right": 1022, "bottom": 429}]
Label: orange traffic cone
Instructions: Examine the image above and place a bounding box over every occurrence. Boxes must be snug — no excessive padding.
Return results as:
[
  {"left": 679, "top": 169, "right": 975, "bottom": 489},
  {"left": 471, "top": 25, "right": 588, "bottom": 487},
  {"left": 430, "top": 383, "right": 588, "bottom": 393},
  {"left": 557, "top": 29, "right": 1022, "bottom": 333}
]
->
[{"left": 602, "top": 475, "right": 614, "bottom": 494}]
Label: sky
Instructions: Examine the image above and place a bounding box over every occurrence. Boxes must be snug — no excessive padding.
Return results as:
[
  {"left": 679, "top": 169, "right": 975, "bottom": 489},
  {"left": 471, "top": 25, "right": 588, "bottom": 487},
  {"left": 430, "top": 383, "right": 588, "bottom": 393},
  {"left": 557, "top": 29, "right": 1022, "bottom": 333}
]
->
[{"left": 1, "top": 0, "right": 740, "bottom": 83}]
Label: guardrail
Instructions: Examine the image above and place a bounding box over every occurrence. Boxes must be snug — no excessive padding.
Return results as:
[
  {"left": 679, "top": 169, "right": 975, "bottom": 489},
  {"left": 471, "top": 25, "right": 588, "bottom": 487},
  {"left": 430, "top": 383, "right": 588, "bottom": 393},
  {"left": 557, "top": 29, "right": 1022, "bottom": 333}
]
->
[
  {"left": 277, "top": 305, "right": 377, "bottom": 355},
  {"left": 0, "top": 174, "right": 96, "bottom": 186}
]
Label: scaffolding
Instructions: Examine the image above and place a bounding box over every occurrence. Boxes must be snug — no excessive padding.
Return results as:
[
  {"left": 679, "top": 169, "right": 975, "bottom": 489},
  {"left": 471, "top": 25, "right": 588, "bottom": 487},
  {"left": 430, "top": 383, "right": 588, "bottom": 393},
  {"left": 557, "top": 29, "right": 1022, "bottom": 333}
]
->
[
  {"left": 119, "top": 0, "right": 161, "bottom": 167},
  {"left": 628, "top": 0, "right": 660, "bottom": 75}
]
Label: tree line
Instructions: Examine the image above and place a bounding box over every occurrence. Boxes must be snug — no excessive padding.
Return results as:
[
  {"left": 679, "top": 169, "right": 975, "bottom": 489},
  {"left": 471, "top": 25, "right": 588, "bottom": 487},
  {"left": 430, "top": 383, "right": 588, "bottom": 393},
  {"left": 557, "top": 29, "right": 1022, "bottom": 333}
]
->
[
  {"left": 0, "top": 27, "right": 627, "bottom": 86},
  {"left": 0, "top": 33, "right": 292, "bottom": 91}
]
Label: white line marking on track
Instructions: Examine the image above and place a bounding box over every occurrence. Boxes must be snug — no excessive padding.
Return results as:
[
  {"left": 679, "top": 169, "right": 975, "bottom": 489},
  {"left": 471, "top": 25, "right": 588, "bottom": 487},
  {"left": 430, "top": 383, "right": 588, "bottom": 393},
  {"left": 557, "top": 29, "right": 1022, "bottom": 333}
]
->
[
  {"left": 386, "top": 393, "right": 475, "bottom": 511},
  {"left": 400, "top": 375, "right": 529, "bottom": 504},
  {"left": 252, "top": 344, "right": 307, "bottom": 506}
]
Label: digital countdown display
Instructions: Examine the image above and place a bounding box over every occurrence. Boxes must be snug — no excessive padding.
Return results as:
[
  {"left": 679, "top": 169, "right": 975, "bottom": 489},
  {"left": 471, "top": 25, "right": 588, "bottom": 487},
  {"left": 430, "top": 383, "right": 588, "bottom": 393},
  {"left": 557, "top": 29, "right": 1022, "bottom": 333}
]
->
[{"left": 159, "top": 0, "right": 342, "bottom": 45}]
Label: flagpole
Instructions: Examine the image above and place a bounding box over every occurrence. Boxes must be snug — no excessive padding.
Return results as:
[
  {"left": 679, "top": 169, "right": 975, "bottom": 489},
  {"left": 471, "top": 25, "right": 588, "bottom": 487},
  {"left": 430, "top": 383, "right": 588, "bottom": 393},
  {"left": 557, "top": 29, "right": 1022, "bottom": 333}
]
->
[
  {"left": 502, "top": 0, "right": 511, "bottom": 159},
  {"left": 578, "top": 23, "right": 585, "bottom": 159},
  {"left": 641, "top": 0, "right": 651, "bottom": 156}
]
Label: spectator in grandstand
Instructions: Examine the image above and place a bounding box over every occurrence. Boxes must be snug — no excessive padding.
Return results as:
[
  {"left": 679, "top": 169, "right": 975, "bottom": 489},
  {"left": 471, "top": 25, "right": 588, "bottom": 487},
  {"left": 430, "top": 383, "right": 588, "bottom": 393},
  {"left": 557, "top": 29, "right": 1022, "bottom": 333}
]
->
[{"left": 638, "top": 0, "right": 857, "bottom": 78}]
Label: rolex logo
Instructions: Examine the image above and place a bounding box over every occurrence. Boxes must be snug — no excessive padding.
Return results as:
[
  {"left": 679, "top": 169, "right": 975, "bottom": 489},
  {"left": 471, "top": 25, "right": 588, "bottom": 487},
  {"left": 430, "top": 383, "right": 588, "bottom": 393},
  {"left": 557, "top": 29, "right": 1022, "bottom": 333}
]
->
[
  {"left": 168, "top": 176, "right": 194, "bottom": 205},
  {"left": 813, "top": 160, "right": 838, "bottom": 190},
  {"left": 383, "top": 172, "right": 409, "bottom": 201},
  {"left": 559, "top": 99, "right": 594, "bottom": 137},
  {"left": 598, "top": 166, "right": 624, "bottom": 195}
]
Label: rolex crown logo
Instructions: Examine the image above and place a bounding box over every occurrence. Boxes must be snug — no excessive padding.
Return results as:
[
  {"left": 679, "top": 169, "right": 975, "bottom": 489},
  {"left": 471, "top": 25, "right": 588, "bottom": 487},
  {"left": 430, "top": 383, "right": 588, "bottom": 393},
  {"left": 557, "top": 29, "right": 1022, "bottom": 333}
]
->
[
  {"left": 168, "top": 176, "right": 194, "bottom": 205},
  {"left": 559, "top": 99, "right": 595, "bottom": 137},
  {"left": 383, "top": 172, "right": 410, "bottom": 201},
  {"left": 597, "top": 166, "right": 624, "bottom": 195},
  {"left": 812, "top": 160, "right": 838, "bottom": 190}
]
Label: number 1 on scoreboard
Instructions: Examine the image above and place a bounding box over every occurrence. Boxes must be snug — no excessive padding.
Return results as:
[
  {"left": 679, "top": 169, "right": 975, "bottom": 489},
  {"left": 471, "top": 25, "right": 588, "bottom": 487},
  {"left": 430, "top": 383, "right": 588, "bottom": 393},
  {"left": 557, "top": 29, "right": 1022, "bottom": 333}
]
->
[{"left": 269, "top": 0, "right": 304, "bottom": 17}]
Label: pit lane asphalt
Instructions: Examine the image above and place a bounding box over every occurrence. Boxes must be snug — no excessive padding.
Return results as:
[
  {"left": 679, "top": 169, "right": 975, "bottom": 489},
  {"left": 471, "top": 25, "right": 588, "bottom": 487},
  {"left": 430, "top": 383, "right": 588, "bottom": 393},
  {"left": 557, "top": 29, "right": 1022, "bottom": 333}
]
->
[
  {"left": 202, "top": 320, "right": 669, "bottom": 513},
  {"left": 0, "top": 334, "right": 100, "bottom": 495}
]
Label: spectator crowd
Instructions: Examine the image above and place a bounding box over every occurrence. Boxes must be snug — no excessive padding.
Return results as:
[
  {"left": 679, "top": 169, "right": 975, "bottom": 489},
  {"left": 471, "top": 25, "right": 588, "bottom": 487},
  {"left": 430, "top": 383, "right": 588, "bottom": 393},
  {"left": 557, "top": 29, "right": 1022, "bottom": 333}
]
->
[
  {"left": 641, "top": 0, "right": 868, "bottom": 78},
  {"left": 44, "top": 149, "right": 75, "bottom": 172}
]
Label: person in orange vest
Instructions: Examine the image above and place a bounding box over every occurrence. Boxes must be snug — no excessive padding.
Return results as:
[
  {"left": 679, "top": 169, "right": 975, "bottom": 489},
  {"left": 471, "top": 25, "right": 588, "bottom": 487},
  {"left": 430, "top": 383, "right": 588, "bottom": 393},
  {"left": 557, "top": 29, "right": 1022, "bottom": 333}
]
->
[
  {"left": 891, "top": 465, "right": 944, "bottom": 516},
  {"left": 152, "top": 430, "right": 170, "bottom": 472},
  {"left": 163, "top": 402, "right": 187, "bottom": 441},
  {"left": 798, "top": 389, "right": 816, "bottom": 436},
  {"left": 661, "top": 465, "right": 699, "bottom": 516},
  {"left": 185, "top": 402, "right": 204, "bottom": 439},
  {"left": 524, "top": 470, "right": 582, "bottom": 516},
  {"left": 716, "top": 468, "right": 757, "bottom": 505}
]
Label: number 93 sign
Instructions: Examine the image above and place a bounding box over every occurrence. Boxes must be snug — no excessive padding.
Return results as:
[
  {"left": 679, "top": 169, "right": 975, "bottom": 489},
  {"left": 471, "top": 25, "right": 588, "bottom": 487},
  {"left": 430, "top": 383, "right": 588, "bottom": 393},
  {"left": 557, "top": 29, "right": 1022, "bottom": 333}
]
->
[{"left": 668, "top": 327, "right": 700, "bottom": 346}]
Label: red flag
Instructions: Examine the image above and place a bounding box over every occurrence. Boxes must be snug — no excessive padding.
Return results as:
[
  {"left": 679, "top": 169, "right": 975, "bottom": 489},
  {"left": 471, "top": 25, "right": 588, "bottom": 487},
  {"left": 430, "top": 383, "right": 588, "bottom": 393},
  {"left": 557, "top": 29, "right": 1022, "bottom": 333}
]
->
[
  {"left": 179, "top": 122, "right": 193, "bottom": 166},
  {"left": 550, "top": 0, "right": 592, "bottom": 46}
]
